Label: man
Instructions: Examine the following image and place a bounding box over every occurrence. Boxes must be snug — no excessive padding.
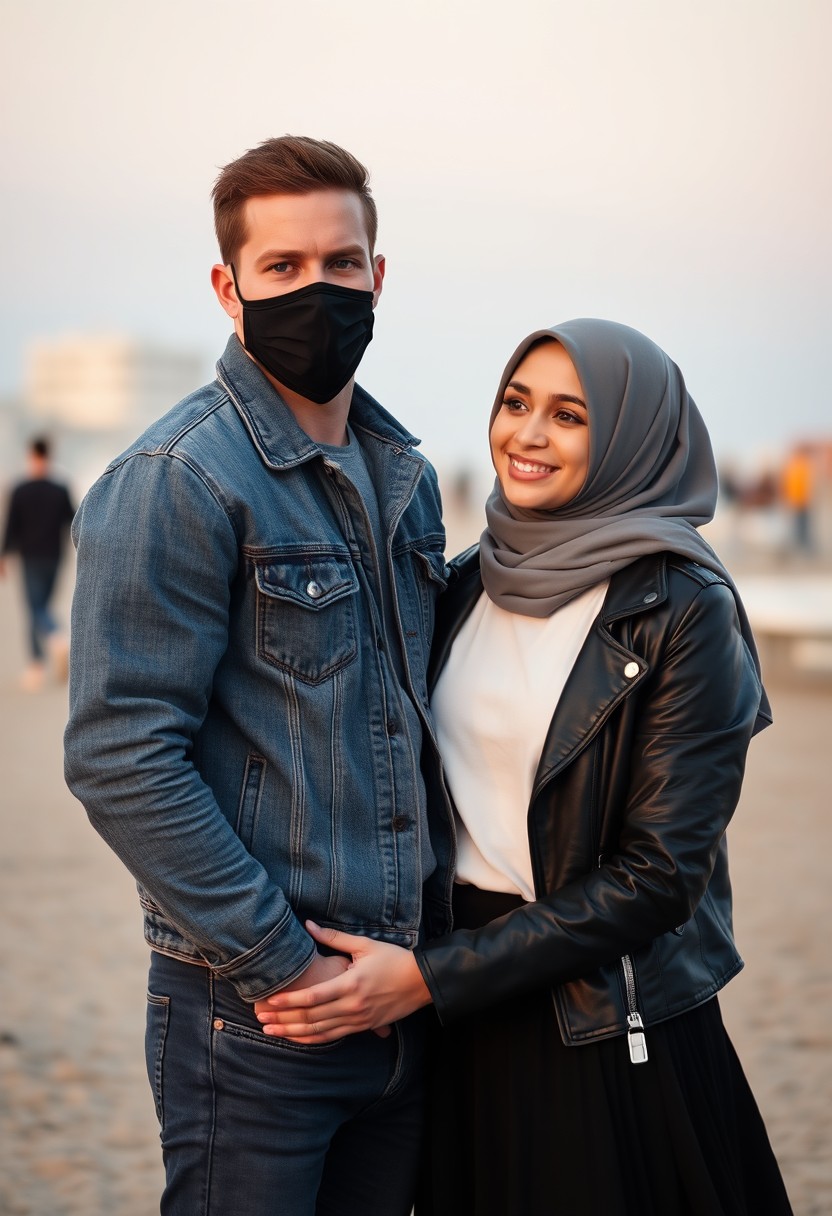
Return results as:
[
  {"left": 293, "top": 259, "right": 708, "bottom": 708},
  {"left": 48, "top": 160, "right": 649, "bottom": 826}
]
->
[
  {"left": 65, "top": 136, "right": 454, "bottom": 1216},
  {"left": 1, "top": 436, "right": 74, "bottom": 690}
]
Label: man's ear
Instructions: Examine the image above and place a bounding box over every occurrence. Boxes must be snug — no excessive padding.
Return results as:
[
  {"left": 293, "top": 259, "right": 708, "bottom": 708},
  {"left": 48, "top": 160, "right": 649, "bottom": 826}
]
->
[
  {"left": 211, "top": 264, "right": 240, "bottom": 319},
  {"left": 371, "top": 254, "right": 386, "bottom": 308}
]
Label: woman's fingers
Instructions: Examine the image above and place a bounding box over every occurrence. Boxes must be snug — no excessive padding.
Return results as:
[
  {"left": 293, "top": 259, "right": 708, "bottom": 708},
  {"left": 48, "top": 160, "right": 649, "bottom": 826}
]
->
[
  {"left": 264, "top": 969, "right": 354, "bottom": 1013},
  {"left": 257, "top": 1001, "right": 349, "bottom": 1026},
  {"left": 306, "top": 920, "right": 365, "bottom": 953},
  {"left": 261, "top": 1013, "right": 393, "bottom": 1044}
]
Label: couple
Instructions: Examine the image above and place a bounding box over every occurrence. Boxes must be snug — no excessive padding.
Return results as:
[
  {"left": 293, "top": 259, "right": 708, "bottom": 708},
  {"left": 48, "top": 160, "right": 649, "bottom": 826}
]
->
[{"left": 65, "top": 136, "right": 792, "bottom": 1215}]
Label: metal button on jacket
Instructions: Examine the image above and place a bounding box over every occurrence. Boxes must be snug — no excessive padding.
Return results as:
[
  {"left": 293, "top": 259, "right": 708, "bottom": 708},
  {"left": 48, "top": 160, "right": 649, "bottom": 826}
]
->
[
  {"left": 643, "top": 592, "right": 658, "bottom": 604},
  {"left": 306, "top": 581, "right": 323, "bottom": 599},
  {"left": 624, "top": 661, "right": 640, "bottom": 679}
]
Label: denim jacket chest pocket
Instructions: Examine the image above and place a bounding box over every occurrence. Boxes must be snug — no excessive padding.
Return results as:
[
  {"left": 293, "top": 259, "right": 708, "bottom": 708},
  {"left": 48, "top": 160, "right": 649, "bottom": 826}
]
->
[{"left": 252, "top": 550, "right": 360, "bottom": 685}]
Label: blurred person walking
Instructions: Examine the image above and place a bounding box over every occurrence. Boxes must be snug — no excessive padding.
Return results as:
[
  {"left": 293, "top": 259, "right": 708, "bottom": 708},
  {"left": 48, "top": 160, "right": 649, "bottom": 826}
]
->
[
  {"left": 1, "top": 436, "right": 74, "bottom": 690},
  {"left": 781, "top": 445, "right": 815, "bottom": 553},
  {"left": 64, "top": 136, "right": 452, "bottom": 1216}
]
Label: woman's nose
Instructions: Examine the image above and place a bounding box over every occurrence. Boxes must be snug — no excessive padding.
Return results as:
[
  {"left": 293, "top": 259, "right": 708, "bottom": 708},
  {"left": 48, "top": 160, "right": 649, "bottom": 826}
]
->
[{"left": 515, "top": 417, "right": 548, "bottom": 447}]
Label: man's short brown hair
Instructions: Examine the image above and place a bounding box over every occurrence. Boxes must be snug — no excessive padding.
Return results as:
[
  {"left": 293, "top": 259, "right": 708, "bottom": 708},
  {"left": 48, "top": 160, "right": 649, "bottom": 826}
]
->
[{"left": 212, "top": 136, "right": 378, "bottom": 265}]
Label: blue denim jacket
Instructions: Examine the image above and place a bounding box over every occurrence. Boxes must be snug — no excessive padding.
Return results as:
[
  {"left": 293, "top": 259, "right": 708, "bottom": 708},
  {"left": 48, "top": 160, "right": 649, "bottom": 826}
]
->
[{"left": 64, "top": 336, "right": 456, "bottom": 1001}]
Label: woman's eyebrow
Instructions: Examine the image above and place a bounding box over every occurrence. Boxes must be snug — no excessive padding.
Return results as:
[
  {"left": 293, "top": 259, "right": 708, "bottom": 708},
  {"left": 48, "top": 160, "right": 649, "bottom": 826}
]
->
[
  {"left": 506, "top": 380, "right": 587, "bottom": 409},
  {"left": 548, "top": 394, "right": 587, "bottom": 409}
]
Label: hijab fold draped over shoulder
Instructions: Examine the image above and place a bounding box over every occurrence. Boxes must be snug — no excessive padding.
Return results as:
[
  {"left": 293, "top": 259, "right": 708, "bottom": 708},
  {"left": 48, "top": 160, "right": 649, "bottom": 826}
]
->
[{"left": 480, "top": 318, "right": 771, "bottom": 733}]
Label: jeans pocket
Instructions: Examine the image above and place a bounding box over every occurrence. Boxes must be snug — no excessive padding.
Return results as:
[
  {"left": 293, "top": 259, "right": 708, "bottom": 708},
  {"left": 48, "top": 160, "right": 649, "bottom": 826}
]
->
[
  {"left": 145, "top": 991, "right": 171, "bottom": 1130},
  {"left": 213, "top": 1017, "right": 346, "bottom": 1055}
]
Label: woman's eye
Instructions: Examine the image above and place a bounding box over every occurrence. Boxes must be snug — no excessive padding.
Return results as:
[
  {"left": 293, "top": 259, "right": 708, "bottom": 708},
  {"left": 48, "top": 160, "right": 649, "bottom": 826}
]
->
[
  {"left": 502, "top": 397, "right": 527, "bottom": 412},
  {"left": 555, "top": 409, "right": 581, "bottom": 424}
]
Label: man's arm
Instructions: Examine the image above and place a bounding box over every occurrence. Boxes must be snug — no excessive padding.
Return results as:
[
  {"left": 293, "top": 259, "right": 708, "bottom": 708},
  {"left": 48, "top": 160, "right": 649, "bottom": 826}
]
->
[{"left": 64, "top": 452, "right": 315, "bottom": 1001}]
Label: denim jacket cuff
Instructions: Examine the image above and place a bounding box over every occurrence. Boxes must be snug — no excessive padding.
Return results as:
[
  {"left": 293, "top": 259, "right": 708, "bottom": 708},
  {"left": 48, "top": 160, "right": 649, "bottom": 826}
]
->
[{"left": 211, "top": 906, "right": 316, "bottom": 1002}]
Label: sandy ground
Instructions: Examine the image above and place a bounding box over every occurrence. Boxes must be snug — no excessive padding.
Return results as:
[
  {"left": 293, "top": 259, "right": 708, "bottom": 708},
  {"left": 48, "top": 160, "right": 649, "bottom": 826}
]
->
[{"left": 0, "top": 562, "right": 830, "bottom": 1216}]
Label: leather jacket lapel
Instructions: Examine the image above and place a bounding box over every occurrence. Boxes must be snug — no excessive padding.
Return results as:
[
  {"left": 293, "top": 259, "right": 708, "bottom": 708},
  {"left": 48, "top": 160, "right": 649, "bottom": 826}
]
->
[{"left": 531, "top": 557, "right": 665, "bottom": 794}]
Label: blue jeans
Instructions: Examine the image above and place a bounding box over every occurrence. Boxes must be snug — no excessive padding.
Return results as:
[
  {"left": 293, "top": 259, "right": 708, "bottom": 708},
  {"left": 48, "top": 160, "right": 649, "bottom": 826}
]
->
[
  {"left": 22, "top": 557, "right": 60, "bottom": 660},
  {"left": 146, "top": 951, "right": 427, "bottom": 1215}
]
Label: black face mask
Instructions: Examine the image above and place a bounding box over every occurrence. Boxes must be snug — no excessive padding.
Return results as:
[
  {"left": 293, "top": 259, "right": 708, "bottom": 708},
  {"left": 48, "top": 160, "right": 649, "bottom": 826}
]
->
[{"left": 230, "top": 266, "right": 374, "bottom": 405}]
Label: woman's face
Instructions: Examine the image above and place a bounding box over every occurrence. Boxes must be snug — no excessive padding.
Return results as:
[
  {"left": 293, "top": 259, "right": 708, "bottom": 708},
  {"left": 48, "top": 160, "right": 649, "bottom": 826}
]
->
[{"left": 490, "top": 340, "right": 590, "bottom": 512}]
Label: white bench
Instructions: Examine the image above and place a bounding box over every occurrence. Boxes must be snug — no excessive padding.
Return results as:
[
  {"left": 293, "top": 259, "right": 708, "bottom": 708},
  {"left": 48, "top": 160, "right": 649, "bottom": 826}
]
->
[{"left": 736, "top": 576, "right": 832, "bottom": 681}]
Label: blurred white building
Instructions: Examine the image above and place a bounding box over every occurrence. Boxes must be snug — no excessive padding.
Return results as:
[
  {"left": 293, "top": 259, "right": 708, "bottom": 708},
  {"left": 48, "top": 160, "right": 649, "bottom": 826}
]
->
[
  {"left": 24, "top": 334, "right": 205, "bottom": 491},
  {"left": 27, "top": 335, "right": 203, "bottom": 433}
]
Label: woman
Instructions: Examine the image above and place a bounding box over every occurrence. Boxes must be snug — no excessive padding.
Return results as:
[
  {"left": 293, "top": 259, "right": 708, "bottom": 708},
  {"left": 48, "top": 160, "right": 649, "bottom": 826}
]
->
[{"left": 257, "top": 319, "right": 793, "bottom": 1215}]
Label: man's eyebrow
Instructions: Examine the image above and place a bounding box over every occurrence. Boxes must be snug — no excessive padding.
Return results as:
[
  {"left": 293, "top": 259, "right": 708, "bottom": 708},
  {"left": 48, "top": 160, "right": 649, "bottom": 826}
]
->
[
  {"left": 253, "top": 244, "right": 368, "bottom": 266},
  {"left": 328, "top": 244, "right": 368, "bottom": 259},
  {"left": 254, "top": 249, "right": 304, "bottom": 266}
]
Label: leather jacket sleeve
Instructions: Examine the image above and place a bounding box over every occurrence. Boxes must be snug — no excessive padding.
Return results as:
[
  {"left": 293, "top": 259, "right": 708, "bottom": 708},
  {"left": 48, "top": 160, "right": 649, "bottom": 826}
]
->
[{"left": 415, "top": 579, "right": 763, "bottom": 1023}]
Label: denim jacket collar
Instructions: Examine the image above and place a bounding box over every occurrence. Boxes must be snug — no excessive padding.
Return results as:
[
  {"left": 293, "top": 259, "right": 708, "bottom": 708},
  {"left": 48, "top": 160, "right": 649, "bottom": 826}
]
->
[{"left": 216, "top": 335, "right": 419, "bottom": 471}]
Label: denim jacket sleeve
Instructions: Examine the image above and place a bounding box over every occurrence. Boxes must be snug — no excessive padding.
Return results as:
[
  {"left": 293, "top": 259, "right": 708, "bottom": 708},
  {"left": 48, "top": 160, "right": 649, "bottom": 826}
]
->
[{"left": 64, "top": 451, "right": 316, "bottom": 1001}]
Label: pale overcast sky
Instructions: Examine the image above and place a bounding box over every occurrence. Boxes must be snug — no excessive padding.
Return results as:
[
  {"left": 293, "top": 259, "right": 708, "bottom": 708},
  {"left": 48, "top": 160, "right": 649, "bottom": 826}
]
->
[{"left": 2, "top": 0, "right": 830, "bottom": 470}]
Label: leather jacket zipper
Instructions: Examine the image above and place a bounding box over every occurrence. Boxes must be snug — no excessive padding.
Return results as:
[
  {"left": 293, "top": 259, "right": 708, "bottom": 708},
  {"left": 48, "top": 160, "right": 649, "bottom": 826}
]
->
[
  {"left": 621, "top": 952, "right": 648, "bottom": 1064},
  {"left": 598, "top": 855, "right": 648, "bottom": 1065}
]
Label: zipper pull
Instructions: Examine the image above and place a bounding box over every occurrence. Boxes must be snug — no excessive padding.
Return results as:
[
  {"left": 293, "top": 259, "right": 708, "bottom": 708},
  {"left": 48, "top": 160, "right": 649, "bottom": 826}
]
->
[{"left": 627, "top": 1013, "right": 648, "bottom": 1064}]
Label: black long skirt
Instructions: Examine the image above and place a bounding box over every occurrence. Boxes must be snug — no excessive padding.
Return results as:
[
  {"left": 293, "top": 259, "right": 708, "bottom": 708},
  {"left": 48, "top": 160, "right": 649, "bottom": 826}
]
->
[{"left": 416, "top": 886, "right": 793, "bottom": 1216}]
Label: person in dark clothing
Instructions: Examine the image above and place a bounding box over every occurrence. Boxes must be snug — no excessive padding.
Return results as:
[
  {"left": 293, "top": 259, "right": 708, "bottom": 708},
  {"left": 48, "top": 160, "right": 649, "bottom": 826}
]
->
[{"left": 1, "top": 437, "right": 75, "bottom": 690}]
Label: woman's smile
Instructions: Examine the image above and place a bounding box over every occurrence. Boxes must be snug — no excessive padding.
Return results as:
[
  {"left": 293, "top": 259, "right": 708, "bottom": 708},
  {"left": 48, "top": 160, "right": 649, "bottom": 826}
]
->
[{"left": 507, "top": 454, "right": 560, "bottom": 480}]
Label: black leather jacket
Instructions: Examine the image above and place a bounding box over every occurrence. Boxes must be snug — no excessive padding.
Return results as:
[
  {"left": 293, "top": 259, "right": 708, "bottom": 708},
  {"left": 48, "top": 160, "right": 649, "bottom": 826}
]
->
[{"left": 415, "top": 548, "right": 766, "bottom": 1049}]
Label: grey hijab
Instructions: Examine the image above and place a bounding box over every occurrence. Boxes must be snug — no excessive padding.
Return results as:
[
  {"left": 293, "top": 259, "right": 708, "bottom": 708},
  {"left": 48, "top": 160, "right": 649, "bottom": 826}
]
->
[{"left": 480, "top": 318, "right": 771, "bottom": 727}]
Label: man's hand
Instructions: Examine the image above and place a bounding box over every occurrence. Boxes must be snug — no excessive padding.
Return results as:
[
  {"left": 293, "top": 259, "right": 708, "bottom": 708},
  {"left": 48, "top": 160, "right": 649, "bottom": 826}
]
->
[{"left": 254, "top": 921, "right": 432, "bottom": 1044}]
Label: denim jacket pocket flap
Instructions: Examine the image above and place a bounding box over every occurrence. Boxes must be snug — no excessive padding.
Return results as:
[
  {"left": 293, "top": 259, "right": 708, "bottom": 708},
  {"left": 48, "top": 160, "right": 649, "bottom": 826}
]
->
[
  {"left": 254, "top": 554, "right": 359, "bottom": 611},
  {"left": 413, "top": 547, "right": 449, "bottom": 588}
]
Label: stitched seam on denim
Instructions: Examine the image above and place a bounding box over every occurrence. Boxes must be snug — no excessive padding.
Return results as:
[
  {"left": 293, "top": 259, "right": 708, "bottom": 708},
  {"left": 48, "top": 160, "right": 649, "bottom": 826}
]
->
[
  {"left": 350, "top": 417, "right": 417, "bottom": 451},
  {"left": 166, "top": 452, "right": 241, "bottom": 546},
  {"left": 285, "top": 671, "right": 305, "bottom": 908},
  {"left": 243, "top": 542, "right": 355, "bottom": 558},
  {"left": 101, "top": 393, "right": 226, "bottom": 472},
  {"left": 378, "top": 641, "right": 399, "bottom": 926},
  {"left": 216, "top": 368, "right": 319, "bottom": 471},
  {"left": 205, "top": 971, "right": 217, "bottom": 1216},
  {"left": 234, "top": 754, "right": 265, "bottom": 841},
  {"left": 146, "top": 993, "right": 170, "bottom": 1130},
  {"left": 390, "top": 531, "right": 446, "bottom": 557},
  {"left": 362, "top": 1022, "right": 407, "bottom": 1114},
  {"left": 216, "top": 1021, "right": 343, "bottom": 1055},
  {"left": 141, "top": 936, "right": 209, "bottom": 965},
  {"left": 327, "top": 670, "right": 344, "bottom": 921},
  {"left": 253, "top": 562, "right": 358, "bottom": 683},
  {"left": 99, "top": 449, "right": 241, "bottom": 549},
  {"left": 210, "top": 904, "right": 297, "bottom": 975}
]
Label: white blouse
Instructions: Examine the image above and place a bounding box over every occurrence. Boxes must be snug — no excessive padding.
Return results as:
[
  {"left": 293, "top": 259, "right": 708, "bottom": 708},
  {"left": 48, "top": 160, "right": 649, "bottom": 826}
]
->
[{"left": 431, "top": 582, "right": 609, "bottom": 900}]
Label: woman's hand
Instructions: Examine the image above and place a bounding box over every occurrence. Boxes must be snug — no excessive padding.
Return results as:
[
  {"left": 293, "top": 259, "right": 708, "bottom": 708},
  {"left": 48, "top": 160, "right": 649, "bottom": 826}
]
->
[{"left": 254, "top": 921, "right": 433, "bottom": 1044}]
